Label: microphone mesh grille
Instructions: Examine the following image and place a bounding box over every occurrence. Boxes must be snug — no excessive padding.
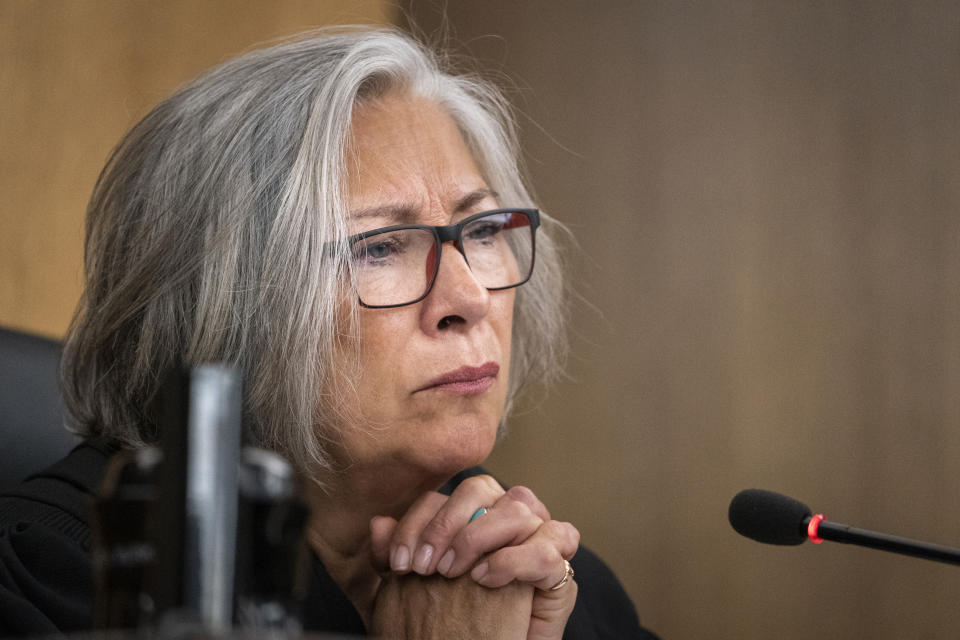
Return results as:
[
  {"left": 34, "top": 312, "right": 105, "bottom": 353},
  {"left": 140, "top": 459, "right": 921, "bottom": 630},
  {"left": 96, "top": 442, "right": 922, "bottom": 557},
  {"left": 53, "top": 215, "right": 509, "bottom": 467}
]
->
[{"left": 728, "top": 489, "right": 812, "bottom": 546}]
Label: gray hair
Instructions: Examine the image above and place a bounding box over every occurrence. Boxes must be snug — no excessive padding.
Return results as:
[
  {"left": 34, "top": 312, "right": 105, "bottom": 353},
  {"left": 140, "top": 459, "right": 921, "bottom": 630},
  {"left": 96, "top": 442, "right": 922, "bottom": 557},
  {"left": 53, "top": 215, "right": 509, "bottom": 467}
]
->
[{"left": 61, "top": 26, "right": 567, "bottom": 480}]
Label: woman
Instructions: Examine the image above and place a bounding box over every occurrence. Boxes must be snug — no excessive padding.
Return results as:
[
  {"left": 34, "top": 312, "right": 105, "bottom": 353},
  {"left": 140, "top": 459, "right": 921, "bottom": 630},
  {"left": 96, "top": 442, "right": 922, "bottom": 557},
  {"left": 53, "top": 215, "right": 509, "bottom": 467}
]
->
[{"left": 0, "top": 28, "right": 655, "bottom": 638}]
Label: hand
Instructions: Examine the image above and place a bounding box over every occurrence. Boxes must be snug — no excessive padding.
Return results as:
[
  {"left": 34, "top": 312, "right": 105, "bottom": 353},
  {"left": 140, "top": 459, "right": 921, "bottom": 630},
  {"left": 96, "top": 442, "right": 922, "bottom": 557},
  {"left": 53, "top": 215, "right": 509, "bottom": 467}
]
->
[
  {"left": 371, "top": 572, "right": 534, "bottom": 640},
  {"left": 370, "top": 475, "right": 580, "bottom": 640}
]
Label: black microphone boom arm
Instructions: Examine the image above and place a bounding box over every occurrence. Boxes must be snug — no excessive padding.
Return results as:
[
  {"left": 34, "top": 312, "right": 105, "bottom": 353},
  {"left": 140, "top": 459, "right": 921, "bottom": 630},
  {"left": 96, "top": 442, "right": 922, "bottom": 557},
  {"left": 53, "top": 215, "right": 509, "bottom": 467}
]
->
[
  {"left": 729, "top": 489, "right": 960, "bottom": 568},
  {"left": 809, "top": 517, "right": 960, "bottom": 567}
]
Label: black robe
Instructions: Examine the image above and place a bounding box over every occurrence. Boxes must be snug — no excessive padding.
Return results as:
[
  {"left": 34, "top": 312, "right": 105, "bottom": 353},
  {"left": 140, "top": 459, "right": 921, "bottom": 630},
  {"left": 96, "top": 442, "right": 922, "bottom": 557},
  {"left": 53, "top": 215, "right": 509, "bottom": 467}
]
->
[{"left": 0, "top": 439, "right": 657, "bottom": 638}]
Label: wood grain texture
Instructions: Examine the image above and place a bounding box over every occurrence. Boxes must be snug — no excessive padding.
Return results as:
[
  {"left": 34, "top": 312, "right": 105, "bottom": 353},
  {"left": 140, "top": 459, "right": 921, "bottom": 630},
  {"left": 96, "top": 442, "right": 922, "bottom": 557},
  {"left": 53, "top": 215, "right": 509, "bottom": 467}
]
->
[
  {"left": 0, "top": 0, "right": 395, "bottom": 338},
  {"left": 404, "top": 2, "right": 960, "bottom": 637}
]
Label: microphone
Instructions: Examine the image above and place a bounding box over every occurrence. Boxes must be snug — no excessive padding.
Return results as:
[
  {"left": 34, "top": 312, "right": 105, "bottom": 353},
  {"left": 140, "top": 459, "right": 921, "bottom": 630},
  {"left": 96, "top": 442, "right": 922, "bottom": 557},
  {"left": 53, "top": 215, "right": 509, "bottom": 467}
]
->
[{"left": 728, "top": 489, "right": 960, "bottom": 566}]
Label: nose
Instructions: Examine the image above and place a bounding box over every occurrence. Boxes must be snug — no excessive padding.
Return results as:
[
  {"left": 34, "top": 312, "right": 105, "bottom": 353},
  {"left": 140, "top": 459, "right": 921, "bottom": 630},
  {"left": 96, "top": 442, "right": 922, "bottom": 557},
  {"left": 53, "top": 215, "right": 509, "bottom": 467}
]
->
[{"left": 419, "top": 240, "right": 490, "bottom": 333}]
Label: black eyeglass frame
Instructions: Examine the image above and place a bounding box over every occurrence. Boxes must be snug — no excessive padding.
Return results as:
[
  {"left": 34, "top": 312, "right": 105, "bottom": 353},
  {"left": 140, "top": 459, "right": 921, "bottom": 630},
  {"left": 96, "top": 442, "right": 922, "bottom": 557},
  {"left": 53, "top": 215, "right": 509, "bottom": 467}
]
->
[{"left": 347, "top": 208, "right": 541, "bottom": 309}]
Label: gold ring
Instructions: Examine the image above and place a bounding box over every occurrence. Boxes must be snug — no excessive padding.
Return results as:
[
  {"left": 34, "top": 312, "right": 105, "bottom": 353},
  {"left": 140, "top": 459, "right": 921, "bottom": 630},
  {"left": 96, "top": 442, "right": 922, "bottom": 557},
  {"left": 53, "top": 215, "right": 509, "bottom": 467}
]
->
[{"left": 548, "top": 559, "right": 574, "bottom": 590}]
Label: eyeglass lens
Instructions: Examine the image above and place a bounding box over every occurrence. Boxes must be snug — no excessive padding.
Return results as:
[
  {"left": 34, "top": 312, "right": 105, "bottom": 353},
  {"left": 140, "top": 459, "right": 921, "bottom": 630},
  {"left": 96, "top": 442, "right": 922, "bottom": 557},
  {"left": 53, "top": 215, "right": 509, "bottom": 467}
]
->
[{"left": 351, "top": 211, "right": 535, "bottom": 308}]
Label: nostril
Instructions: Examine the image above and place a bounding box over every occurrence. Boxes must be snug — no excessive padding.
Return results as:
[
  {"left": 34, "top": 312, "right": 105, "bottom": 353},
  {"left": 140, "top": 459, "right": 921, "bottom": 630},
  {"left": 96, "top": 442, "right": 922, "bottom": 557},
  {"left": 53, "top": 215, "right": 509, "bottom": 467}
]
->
[{"left": 437, "top": 315, "right": 464, "bottom": 330}]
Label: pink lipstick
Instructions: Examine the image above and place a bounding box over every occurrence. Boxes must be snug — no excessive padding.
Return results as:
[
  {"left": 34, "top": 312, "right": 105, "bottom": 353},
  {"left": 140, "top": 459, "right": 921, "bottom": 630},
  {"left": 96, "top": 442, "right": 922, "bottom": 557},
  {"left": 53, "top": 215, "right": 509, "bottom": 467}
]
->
[{"left": 418, "top": 362, "right": 500, "bottom": 394}]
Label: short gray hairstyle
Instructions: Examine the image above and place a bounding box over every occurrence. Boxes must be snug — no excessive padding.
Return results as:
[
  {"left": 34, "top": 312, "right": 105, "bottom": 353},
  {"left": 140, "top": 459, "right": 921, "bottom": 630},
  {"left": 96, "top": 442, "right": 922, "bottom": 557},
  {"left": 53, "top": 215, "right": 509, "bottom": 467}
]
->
[{"left": 61, "top": 26, "right": 567, "bottom": 479}]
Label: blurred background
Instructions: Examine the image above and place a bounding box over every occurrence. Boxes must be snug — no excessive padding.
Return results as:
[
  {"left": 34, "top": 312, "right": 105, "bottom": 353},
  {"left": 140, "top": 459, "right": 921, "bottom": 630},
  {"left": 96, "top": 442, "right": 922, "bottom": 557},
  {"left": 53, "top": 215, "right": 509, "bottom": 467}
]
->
[{"left": 2, "top": 1, "right": 959, "bottom": 637}]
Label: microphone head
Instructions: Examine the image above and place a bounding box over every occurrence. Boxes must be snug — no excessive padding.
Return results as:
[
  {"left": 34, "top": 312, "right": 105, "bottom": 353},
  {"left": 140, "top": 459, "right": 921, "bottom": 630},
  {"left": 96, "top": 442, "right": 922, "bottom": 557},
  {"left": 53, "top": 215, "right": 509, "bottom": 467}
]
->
[{"left": 729, "top": 489, "right": 812, "bottom": 545}]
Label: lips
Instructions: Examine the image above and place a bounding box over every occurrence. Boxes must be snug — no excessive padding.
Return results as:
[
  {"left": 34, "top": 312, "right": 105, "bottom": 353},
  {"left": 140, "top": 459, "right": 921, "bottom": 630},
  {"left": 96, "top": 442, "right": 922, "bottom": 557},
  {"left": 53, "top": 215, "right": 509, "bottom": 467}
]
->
[{"left": 417, "top": 362, "right": 500, "bottom": 394}]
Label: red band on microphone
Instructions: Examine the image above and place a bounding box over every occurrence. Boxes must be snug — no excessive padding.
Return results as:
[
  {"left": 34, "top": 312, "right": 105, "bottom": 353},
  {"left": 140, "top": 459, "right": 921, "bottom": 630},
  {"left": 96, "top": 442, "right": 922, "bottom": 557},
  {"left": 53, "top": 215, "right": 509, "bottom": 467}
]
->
[{"left": 808, "top": 514, "right": 826, "bottom": 544}]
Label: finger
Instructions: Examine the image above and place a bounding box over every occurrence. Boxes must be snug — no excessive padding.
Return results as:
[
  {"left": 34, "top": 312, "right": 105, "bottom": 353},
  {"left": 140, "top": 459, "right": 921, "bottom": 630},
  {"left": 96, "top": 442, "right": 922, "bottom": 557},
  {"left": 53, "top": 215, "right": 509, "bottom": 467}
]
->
[
  {"left": 388, "top": 491, "right": 447, "bottom": 573},
  {"left": 494, "top": 484, "right": 551, "bottom": 522},
  {"left": 438, "top": 488, "right": 547, "bottom": 577},
  {"left": 529, "top": 578, "right": 578, "bottom": 640},
  {"left": 470, "top": 520, "right": 580, "bottom": 589},
  {"left": 369, "top": 515, "right": 398, "bottom": 572},
  {"left": 371, "top": 572, "right": 536, "bottom": 639},
  {"left": 413, "top": 475, "right": 505, "bottom": 575}
]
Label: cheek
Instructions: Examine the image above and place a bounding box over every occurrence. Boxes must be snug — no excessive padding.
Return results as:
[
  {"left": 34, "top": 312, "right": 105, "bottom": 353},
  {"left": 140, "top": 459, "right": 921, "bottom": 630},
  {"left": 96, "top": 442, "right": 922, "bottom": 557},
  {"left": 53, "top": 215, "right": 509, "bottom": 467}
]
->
[
  {"left": 494, "top": 290, "right": 516, "bottom": 353},
  {"left": 357, "top": 307, "right": 415, "bottom": 354},
  {"left": 347, "top": 290, "right": 516, "bottom": 406},
  {"left": 352, "top": 308, "right": 418, "bottom": 397},
  {"left": 326, "top": 300, "right": 405, "bottom": 418}
]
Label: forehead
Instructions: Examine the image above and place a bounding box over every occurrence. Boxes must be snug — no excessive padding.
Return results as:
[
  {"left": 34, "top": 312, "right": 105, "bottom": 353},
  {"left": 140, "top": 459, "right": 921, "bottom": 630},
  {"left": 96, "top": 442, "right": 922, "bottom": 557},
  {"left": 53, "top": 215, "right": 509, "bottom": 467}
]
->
[{"left": 345, "top": 93, "right": 492, "bottom": 224}]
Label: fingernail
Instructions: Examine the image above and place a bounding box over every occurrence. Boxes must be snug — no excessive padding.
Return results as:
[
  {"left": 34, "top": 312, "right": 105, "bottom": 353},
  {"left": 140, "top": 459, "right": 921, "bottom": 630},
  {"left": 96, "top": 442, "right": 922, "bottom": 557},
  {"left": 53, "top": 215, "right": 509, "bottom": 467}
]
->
[
  {"left": 413, "top": 544, "right": 433, "bottom": 574},
  {"left": 470, "top": 561, "right": 489, "bottom": 583},
  {"left": 393, "top": 545, "right": 410, "bottom": 571},
  {"left": 437, "top": 549, "right": 455, "bottom": 575}
]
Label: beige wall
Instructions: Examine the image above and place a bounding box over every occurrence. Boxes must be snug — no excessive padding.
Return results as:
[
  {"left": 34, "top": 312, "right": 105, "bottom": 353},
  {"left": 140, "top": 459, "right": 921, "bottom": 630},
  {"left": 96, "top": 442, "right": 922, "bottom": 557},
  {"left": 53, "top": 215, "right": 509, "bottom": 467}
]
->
[
  {"left": 406, "top": 2, "right": 960, "bottom": 638},
  {"left": 4, "top": 1, "right": 960, "bottom": 637},
  {"left": 0, "top": 0, "right": 395, "bottom": 338}
]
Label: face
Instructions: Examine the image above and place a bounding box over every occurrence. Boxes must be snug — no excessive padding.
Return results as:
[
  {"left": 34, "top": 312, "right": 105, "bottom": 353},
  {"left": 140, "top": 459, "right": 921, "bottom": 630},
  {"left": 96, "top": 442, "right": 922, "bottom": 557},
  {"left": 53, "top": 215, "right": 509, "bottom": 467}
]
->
[{"left": 331, "top": 93, "right": 515, "bottom": 482}]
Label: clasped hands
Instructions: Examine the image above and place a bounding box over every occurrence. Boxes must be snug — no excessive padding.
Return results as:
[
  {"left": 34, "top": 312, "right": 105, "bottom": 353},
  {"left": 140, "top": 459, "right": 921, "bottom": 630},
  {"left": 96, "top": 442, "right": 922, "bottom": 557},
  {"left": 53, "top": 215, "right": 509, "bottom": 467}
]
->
[{"left": 369, "top": 475, "right": 580, "bottom": 640}]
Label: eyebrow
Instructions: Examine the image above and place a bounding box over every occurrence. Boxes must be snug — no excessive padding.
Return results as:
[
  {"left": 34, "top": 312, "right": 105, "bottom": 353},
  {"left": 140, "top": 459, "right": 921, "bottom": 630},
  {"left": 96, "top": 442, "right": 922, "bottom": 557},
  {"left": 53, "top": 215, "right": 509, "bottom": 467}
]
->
[{"left": 348, "top": 188, "right": 500, "bottom": 224}]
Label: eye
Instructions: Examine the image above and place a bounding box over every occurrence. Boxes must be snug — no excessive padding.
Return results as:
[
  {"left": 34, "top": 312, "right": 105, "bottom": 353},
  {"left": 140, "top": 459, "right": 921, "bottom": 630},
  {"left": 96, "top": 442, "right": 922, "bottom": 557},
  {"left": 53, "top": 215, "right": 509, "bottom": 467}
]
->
[
  {"left": 352, "top": 235, "right": 403, "bottom": 264},
  {"left": 366, "top": 241, "right": 393, "bottom": 260},
  {"left": 464, "top": 219, "right": 506, "bottom": 243}
]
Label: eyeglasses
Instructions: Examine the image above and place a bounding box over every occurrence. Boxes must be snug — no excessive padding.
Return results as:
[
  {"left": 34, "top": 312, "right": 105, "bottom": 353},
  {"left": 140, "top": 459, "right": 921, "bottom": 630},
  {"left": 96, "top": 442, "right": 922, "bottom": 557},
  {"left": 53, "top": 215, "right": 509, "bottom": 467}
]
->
[{"left": 347, "top": 208, "right": 540, "bottom": 309}]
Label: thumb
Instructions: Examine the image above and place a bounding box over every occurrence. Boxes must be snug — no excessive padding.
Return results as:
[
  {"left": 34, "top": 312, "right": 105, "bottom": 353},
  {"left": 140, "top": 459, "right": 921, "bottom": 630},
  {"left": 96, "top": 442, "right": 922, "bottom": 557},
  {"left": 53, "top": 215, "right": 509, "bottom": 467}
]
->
[
  {"left": 369, "top": 515, "right": 399, "bottom": 572},
  {"left": 528, "top": 580, "right": 578, "bottom": 640}
]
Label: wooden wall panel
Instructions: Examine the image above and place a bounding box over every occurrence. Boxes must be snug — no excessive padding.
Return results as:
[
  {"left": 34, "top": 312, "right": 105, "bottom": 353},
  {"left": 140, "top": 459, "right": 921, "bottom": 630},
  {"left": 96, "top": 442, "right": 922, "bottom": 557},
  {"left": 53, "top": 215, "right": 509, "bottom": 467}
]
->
[
  {"left": 0, "top": 0, "right": 395, "bottom": 338},
  {"left": 4, "top": 1, "right": 959, "bottom": 636},
  {"left": 406, "top": 2, "right": 960, "bottom": 638}
]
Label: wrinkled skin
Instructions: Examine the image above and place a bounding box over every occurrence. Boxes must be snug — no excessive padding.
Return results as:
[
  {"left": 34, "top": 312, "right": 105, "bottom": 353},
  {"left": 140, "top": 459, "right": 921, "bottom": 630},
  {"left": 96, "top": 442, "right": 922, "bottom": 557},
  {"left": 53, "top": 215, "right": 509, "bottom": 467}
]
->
[{"left": 305, "top": 92, "right": 579, "bottom": 639}]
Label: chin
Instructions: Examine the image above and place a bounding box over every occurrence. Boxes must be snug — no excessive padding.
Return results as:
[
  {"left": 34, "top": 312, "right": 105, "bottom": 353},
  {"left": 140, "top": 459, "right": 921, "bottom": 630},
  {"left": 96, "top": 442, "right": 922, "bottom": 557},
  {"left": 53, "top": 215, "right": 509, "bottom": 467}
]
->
[{"left": 419, "top": 417, "right": 498, "bottom": 476}]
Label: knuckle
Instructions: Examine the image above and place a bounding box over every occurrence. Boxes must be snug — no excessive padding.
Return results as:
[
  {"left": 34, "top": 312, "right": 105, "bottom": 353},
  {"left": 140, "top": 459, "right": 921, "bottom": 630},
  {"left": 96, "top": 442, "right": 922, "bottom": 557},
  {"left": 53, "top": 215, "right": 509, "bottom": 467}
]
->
[
  {"left": 457, "top": 524, "right": 482, "bottom": 551},
  {"left": 505, "top": 484, "right": 537, "bottom": 504},
  {"left": 393, "top": 494, "right": 445, "bottom": 544},
  {"left": 461, "top": 475, "right": 486, "bottom": 490},
  {"left": 420, "top": 511, "right": 459, "bottom": 544},
  {"left": 537, "top": 547, "right": 560, "bottom": 575},
  {"left": 459, "top": 475, "right": 503, "bottom": 500},
  {"left": 480, "top": 474, "right": 503, "bottom": 492},
  {"left": 534, "top": 538, "right": 561, "bottom": 563},
  {"left": 504, "top": 484, "right": 550, "bottom": 520},
  {"left": 542, "top": 519, "right": 566, "bottom": 537},
  {"left": 503, "top": 495, "right": 534, "bottom": 519},
  {"left": 477, "top": 475, "right": 503, "bottom": 496},
  {"left": 490, "top": 545, "right": 520, "bottom": 568},
  {"left": 541, "top": 520, "right": 580, "bottom": 551}
]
